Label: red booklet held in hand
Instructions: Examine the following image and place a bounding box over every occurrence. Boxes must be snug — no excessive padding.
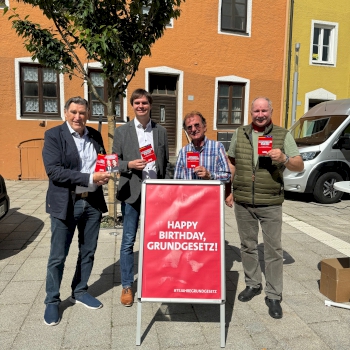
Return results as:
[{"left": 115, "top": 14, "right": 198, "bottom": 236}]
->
[
  {"left": 139, "top": 144, "right": 157, "bottom": 163},
  {"left": 258, "top": 136, "right": 273, "bottom": 155},
  {"left": 95, "top": 154, "right": 119, "bottom": 172},
  {"left": 186, "top": 151, "right": 200, "bottom": 168}
]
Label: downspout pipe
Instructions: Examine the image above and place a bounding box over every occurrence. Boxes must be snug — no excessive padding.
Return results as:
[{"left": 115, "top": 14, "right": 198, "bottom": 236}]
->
[
  {"left": 291, "top": 43, "right": 300, "bottom": 126},
  {"left": 284, "top": 0, "right": 294, "bottom": 129}
]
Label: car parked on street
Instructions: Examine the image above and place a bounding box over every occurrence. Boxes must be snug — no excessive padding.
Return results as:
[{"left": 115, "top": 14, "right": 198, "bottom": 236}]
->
[
  {"left": 0, "top": 174, "right": 10, "bottom": 220},
  {"left": 284, "top": 99, "right": 350, "bottom": 204}
]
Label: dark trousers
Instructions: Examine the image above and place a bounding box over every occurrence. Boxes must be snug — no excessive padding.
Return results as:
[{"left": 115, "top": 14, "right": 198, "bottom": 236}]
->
[{"left": 45, "top": 199, "right": 102, "bottom": 304}]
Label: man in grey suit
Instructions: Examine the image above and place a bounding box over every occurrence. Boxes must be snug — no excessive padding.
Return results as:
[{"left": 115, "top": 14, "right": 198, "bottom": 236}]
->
[{"left": 113, "top": 88, "right": 169, "bottom": 306}]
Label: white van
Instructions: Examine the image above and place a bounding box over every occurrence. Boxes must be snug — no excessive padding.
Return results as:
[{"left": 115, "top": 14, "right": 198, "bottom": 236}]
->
[{"left": 284, "top": 99, "right": 350, "bottom": 204}]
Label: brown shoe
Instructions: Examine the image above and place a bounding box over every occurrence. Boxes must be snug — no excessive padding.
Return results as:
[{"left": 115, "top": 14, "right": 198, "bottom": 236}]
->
[{"left": 120, "top": 287, "right": 133, "bottom": 306}]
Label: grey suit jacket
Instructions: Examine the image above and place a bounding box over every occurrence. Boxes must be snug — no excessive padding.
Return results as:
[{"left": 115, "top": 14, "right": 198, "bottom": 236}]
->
[{"left": 112, "top": 119, "right": 170, "bottom": 204}]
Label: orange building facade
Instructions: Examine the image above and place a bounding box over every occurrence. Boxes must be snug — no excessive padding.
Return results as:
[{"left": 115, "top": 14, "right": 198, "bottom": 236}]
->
[{"left": 0, "top": 0, "right": 289, "bottom": 180}]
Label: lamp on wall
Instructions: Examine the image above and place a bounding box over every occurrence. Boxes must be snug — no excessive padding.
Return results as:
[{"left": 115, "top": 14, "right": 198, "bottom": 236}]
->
[{"left": 39, "top": 120, "right": 46, "bottom": 127}]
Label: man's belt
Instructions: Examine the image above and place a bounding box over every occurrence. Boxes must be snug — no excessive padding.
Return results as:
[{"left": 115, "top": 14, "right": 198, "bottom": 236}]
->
[{"left": 73, "top": 191, "right": 89, "bottom": 199}]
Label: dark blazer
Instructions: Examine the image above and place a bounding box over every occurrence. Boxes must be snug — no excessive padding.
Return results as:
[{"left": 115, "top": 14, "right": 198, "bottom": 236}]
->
[
  {"left": 113, "top": 119, "right": 169, "bottom": 204},
  {"left": 42, "top": 122, "right": 108, "bottom": 220}
]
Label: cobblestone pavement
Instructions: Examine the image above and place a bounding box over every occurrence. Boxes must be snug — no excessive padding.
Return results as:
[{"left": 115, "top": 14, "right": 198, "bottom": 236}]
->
[{"left": 1, "top": 180, "right": 350, "bottom": 349}]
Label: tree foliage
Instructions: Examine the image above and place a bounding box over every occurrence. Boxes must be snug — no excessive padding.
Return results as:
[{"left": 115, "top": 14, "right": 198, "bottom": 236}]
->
[
  {"left": 6, "top": 0, "right": 185, "bottom": 218},
  {"left": 7, "top": 0, "right": 185, "bottom": 149}
]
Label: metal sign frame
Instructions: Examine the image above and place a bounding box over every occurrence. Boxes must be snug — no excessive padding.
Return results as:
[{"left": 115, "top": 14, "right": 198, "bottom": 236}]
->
[{"left": 136, "top": 179, "right": 226, "bottom": 347}]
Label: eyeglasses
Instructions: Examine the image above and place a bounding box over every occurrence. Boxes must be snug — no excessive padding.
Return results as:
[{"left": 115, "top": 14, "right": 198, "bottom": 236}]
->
[{"left": 186, "top": 123, "right": 202, "bottom": 132}]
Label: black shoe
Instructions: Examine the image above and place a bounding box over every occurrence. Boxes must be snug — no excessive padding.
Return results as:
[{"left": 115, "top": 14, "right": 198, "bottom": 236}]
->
[
  {"left": 238, "top": 284, "right": 262, "bottom": 302},
  {"left": 265, "top": 297, "right": 283, "bottom": 319}
]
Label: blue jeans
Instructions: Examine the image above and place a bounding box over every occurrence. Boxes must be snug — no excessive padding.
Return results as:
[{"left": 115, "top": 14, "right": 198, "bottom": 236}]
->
[
  {"left": 45, "top": 199, "right": 102, "bottom": 305},
  {"left": 120, "top": 200, "right": 140, "bottom": 288},
  {"left": 121, "top": 201, "right": 126, "bottom": 218}
]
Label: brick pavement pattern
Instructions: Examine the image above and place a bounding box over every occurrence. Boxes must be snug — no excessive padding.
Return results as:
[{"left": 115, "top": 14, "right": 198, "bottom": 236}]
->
[{"left": 1, "top": 180, "right": 350, "bottom": 349}]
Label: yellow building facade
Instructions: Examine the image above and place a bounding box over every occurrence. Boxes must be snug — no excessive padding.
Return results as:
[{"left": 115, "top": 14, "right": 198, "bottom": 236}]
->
[{"left": 284, "top": 0, "right": 350, "bottom": 128}]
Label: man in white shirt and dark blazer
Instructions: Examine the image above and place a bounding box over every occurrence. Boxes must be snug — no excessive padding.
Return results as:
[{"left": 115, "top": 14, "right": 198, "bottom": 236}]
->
[{"left": 113, "top": 89, "right": 169, "bottom": 306}]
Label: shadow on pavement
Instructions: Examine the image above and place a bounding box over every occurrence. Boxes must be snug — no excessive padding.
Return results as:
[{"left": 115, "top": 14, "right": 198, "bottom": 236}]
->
[
  {"left": 256, "top": 243, "right": 295, "bottom": 278},
  {"left": 138, "top": 240, "right": 242, "bottom": 344},
  {"left": 56, "top": 249, "right": 128, "bottom": 318},
  {"left": 75, "top": 240, "right": 297, "bottom": 345},
  {"left": 285, "top": 190, "right": 350, "bottom": 203},
  {"left": 284, "top": 191, "right": 314, "bottom": 202},
  {"left": 0, "top": 207, "right": 44, "bottom": 261}
]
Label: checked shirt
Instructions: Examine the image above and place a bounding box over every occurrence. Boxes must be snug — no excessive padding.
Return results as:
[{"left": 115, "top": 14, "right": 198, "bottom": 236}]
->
[{"left": 174, "top": 137, "right": 231, "bottom": 181}]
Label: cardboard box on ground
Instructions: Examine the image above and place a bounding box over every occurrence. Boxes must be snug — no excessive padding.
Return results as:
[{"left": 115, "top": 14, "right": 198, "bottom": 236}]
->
[{"left": 320, "top": 258, "right": 350, "bottom": 302}]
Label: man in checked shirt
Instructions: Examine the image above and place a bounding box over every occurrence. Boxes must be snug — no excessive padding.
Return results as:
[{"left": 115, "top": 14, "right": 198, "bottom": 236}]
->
[{"left": 174, "top": 111, "right": 231, "bottom": 183}]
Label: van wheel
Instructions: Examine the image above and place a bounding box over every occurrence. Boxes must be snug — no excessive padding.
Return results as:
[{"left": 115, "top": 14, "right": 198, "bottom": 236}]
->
[{"left": 313, "top": 172, "right": 344, "bottom": 204}]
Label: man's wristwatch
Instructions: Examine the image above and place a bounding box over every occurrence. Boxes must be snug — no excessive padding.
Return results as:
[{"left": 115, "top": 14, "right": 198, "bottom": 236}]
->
[
  {"left": 207, "top": 171, "right": 214, "bottom": 180},
  {"left": 283, "top": 155, "right": 290, "bottom": 165}
]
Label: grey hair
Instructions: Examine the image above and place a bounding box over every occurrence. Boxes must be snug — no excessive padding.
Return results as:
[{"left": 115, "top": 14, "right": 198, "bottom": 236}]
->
[
  {"left": 251, "top": 97, "right": 273, "bottom": 111},
  {"left": 64, "top": 96, "right": 89, "bottom": 111}
]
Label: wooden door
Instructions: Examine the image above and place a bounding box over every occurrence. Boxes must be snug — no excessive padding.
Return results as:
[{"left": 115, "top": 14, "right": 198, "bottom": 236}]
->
[
  {"left": 149, "top": 74, "right": 178, "bottom": 156},
  {"left": 19, "top": 139, "right": 47, "bottom": 180}
]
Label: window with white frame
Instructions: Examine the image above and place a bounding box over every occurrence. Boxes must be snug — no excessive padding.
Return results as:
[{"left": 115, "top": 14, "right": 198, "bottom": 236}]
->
[
  {"left": 221, "top": 0, "right": 247, "bottom": 32},
  {"left": 217, "top": 82, "right": 245, "bottom": 127},
  {"left": 311, "top": 21, "right": 338, "bottom": 66},
  {"left": 142, "top": 3, "right": 173, "bottom": 28},
  {"left": 88, "top": 69, "right": 123, "bottom": 122},
  {"left": 20, "top": 63, "right": 60, "bottom": 118},
  {"left": 0, "top": 0, "right": 9, "bottom": 9},
  {"left": 219, "top": 0, "right": 252, "bottom": 36},
  {"left": 214, "top": 75, "right": 250, "bottom": 129}
]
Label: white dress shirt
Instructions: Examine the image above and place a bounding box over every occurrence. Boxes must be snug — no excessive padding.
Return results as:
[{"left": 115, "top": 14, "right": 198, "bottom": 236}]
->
[
  {"left": 134, "top": 117, "right": 157, "bottom": 180},
  {"left": 66, "top": 121, "right": 98, "bottom": 193}
]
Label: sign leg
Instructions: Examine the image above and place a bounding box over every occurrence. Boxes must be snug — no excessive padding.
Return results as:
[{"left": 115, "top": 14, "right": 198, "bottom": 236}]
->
[
  {"left": 220, "top": 303, "right": 226, "bottom": 348},
  {"left": 136, "top": 300, "right": 142, "bottom": 345}
]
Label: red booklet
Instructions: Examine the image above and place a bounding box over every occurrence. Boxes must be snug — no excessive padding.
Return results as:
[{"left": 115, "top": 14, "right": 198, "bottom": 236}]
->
[
  {"left": 95, "top": 154, "right": 119, "bottom": 172},
  {"left": 139, "top": 144, "right": 157, "bottom": 163},
  {"left": 186, "top": 151, "right": 200, "bottom": 168},
  {"left": 258, "top": 136, "right": 273, "bottom": 155}
]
